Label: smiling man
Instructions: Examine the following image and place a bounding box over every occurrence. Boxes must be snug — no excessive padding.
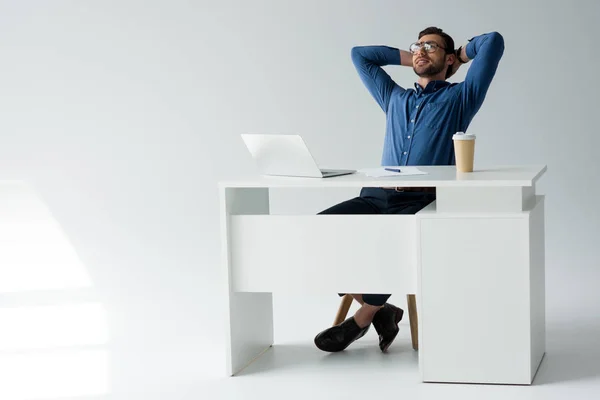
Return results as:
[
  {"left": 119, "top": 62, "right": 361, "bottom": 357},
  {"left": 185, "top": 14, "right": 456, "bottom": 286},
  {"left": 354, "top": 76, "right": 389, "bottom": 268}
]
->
[{"left": 314, "top": 27, "right": 504, "bottom": 353}]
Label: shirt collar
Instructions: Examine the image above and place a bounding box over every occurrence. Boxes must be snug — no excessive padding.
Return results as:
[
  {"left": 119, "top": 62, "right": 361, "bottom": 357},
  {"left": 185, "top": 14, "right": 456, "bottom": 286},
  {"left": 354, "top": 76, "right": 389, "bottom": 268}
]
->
[{"left": 414, "top": 80, "right": 451, "bottom": 94}]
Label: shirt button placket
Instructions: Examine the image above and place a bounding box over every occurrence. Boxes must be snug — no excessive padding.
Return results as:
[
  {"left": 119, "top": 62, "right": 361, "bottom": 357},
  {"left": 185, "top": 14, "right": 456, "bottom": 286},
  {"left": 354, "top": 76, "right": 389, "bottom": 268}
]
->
[{"left": 405, "top": 105, "right": 419, "bottom": 164}]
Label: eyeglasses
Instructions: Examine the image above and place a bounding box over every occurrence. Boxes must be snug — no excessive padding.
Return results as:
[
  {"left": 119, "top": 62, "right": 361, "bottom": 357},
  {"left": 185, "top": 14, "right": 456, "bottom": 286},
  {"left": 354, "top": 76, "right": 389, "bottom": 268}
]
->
[{"left": 409, "top": 41, "right": 446, "bottom": 54}]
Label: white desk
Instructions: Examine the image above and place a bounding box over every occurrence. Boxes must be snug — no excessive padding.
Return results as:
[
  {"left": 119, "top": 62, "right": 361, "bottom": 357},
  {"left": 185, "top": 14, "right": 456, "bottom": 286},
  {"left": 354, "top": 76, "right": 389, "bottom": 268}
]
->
[{"left": 219, "top": 165, "right": 547, "bottom": 384}]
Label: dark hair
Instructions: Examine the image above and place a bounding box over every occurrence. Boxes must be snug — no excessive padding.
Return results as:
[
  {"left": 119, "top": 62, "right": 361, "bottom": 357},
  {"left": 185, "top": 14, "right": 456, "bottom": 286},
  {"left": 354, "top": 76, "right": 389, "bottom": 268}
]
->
[{"left": 418, "top": 27, "right": 455, "bottom": 79}]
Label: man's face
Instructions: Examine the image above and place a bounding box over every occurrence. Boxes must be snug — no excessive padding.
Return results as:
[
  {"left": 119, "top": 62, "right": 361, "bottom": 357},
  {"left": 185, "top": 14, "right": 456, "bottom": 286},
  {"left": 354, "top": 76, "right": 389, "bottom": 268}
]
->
[{"left": 412, "top": 34, "right": 449, "bottom": 78}]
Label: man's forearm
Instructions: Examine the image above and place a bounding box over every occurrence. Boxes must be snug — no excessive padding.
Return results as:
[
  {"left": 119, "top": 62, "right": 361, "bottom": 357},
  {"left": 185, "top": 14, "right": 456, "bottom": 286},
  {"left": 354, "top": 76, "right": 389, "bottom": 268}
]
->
[
  {"left": 461, "top": 32, "right": 504, "bottom": 63},
  {"left": 351, "top": 46, "right": 412, "bottom": 67}
]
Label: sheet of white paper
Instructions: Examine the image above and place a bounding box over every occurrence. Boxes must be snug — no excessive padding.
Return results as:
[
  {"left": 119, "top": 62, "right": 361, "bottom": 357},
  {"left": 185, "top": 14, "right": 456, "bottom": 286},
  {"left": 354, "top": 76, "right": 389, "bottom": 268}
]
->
[{"left": 358, "top": 166, "right": 428, "bottom": 178}]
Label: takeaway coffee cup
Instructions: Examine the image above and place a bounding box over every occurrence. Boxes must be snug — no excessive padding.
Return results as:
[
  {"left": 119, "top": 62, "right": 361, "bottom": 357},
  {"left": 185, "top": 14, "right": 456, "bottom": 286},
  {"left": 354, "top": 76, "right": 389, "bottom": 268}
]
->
[{"left": 453, "top": 132, "right": 476, "bottom": 172}]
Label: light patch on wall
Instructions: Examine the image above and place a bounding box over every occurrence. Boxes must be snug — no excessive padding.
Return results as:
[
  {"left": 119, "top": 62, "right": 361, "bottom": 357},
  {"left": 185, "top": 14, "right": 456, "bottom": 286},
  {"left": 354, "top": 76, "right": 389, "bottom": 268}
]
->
[
  {"left": 0, "top": 182, "right": 109, "bottom": 398},
  {"left": 0, "top": 182, "right": 93, "bottom": 293}
]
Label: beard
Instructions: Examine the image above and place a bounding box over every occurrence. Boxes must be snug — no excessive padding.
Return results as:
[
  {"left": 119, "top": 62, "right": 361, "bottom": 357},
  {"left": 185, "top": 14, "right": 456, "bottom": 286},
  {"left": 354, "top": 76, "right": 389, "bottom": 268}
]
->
[{"left": 413, "top": 59, "right": 445, "bottom": 77}]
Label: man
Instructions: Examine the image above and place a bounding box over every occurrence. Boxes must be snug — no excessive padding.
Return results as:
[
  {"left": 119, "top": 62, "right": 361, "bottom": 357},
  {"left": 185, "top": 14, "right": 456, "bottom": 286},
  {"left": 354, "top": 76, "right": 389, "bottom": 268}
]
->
[{"left": 314, "top": 27, "right": 504, "bottom": 353}]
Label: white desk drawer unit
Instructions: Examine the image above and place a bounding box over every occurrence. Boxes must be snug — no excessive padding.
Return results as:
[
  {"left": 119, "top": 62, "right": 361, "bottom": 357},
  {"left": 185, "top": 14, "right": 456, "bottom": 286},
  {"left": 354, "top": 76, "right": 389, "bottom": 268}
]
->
[{"left": 417, "top": 196, "right": 545, "bottom": 384}]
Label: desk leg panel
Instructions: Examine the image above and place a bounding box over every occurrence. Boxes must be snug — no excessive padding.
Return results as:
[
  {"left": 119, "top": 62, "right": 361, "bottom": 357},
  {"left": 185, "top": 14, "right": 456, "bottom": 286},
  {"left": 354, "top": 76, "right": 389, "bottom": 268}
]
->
[{"left": 221, "top": 188, "right": 274, "bottom": 376}]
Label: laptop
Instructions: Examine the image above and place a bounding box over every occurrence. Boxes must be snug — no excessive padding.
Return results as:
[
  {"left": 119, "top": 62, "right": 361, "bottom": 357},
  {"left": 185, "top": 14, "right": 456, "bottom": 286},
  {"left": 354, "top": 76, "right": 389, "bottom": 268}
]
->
[{"left": 241, "top": 134, "right": 356, "bottom": 178}]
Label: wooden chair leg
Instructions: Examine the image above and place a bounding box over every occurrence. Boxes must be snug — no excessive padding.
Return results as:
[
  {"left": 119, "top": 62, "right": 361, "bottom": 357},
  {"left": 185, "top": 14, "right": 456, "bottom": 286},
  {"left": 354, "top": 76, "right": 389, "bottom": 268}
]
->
[
  {"left": 333, "top": 294, "right": 354, "bottom": 326},
  {"left": 406, "top": 294, "right": 419, "bottom": 350}
]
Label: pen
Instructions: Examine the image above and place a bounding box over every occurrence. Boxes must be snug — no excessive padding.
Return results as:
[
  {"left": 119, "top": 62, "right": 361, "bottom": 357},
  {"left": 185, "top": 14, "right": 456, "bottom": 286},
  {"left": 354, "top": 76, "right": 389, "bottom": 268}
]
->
[{"left": 384, "top": 168, "right": 402, "bottom": 173}]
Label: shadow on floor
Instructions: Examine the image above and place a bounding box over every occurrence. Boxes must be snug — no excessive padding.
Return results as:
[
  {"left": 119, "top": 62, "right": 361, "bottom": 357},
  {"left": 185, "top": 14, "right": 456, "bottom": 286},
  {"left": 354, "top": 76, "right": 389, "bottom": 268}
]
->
[
  {"left": 236, "top": 335, "right": 418, "bottom": 377},
  {"left": 534, "top": 322, "right": 600, "bottom": 385}
]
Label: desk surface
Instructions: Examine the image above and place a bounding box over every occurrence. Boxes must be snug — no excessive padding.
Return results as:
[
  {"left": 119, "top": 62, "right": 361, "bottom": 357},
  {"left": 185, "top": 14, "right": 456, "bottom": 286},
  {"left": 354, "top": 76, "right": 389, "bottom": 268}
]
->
[{"left": 219, "top": 165, "right": 547, "bottom": 188}]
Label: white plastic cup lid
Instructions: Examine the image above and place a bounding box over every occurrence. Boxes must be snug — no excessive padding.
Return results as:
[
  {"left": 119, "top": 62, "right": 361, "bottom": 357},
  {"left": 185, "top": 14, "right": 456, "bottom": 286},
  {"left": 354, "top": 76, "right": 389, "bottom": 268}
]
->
[{"left": 453, "top": 132, "right": 476, "bottom": 140}]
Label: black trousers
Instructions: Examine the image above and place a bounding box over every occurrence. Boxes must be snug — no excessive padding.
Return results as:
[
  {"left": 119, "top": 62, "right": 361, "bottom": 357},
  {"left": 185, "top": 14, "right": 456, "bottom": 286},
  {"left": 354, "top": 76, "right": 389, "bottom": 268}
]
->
[{"left": 318, "top": 187, "right": 436, "bottom": 306}]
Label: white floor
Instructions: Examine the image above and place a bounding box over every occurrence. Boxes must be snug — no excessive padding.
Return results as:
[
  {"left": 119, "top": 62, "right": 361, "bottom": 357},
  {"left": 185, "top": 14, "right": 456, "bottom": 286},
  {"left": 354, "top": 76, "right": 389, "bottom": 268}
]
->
[
  {"left": 26, "top": 319, "right": 595, "bottom": 400},
  {"left": 200, "top": 321, "right": 600, "bottom": 400}
]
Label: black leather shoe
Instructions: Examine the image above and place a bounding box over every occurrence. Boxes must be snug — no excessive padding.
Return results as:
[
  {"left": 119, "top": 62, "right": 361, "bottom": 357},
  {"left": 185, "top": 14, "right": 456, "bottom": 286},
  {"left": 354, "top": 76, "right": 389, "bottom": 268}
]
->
[
  {"left": 314, "top": 317, "right": 370, "bottom": 352},
  {"left": 372, "top": 303, "right": 404, "bottom": 352}
]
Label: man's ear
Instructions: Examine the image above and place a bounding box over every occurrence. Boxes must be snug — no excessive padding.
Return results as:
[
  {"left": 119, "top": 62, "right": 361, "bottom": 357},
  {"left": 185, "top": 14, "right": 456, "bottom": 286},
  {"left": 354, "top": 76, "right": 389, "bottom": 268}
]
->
[{"left": 447, "top": 53, "right": 457, "bottom": 66}]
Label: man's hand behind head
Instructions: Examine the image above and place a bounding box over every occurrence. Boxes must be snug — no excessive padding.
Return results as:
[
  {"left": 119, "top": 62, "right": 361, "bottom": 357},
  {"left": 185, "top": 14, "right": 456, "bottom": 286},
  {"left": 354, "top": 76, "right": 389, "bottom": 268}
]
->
[{"left": 447, "top": 46, "right": 470, "bottom": 79}]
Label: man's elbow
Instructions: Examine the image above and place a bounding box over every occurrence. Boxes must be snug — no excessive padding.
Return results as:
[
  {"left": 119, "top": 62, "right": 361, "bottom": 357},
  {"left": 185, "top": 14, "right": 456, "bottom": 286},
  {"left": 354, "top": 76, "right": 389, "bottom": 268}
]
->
[
  {"left": 351, "top": 46, "right": 363, "bottom": 59},
  {"left": 351, "top": 46, "right": 367, "bottom": 65},
  {"left": 488, "top": 32, "right": 505, "bottom": 52}
]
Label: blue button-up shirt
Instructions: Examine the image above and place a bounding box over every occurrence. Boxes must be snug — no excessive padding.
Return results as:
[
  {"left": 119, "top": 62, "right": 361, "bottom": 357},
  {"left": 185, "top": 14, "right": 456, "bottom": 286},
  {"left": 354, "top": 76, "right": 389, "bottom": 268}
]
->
[{"left": 351, "top": 32, "right": 504, "bottom": 166}]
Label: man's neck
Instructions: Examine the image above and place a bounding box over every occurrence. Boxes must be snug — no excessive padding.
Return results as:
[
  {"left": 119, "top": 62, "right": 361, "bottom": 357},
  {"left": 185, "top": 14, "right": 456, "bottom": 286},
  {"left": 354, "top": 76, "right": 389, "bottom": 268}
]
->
[{"left": 417, "top": 73, "right": 446, "bottom": 89}]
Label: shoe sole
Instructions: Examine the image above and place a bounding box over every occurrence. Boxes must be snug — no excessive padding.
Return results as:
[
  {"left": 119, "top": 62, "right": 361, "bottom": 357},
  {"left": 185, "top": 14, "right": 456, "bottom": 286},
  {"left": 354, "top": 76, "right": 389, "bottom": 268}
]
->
[{"left": 380, "top": 308, "right": 404, "bottom": 353}]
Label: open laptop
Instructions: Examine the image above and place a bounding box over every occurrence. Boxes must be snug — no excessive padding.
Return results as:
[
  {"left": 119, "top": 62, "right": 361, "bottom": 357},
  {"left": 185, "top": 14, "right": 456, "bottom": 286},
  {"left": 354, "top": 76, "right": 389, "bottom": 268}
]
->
[{"left": 241, "top": 134, "right": 356, "bottom": 178}]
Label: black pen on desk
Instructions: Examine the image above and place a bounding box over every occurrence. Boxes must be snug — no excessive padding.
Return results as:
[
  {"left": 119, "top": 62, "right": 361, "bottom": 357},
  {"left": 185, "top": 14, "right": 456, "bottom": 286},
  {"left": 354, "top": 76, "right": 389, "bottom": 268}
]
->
[{"left": 384, "top": 168, "right": 402, "bottom": 173}]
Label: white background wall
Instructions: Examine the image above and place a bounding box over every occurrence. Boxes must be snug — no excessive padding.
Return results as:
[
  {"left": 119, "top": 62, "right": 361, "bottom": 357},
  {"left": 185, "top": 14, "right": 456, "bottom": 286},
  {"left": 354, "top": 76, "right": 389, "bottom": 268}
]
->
[{"left": 1, "top": 0, "right": 599, "bottom": 397}]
